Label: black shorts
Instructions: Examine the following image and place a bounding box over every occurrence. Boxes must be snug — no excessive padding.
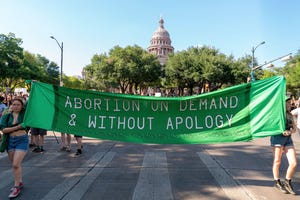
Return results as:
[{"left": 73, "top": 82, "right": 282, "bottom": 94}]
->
[
  {"left": 74, "top": 135, "right": 82, "bottom": 138},
  {"left": 30, "top": 128, "right": 47, "bottom": 136}
]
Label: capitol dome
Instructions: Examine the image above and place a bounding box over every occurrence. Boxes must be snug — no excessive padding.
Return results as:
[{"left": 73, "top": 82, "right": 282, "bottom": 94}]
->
[
  {"left": 152, "top": 18, "right": 170, "bottom": 38},
  {"left": 147, "top": 17, "right": 174, "bottom": 65}
]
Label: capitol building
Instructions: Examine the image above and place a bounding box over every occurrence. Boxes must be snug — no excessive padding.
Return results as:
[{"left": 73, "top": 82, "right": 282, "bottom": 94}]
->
[
  {"left": 82, "top": 17, "right": 174, "bottom": 79},
  {"left": 147, "top": 17, "right": 174, "bottom": 65}
]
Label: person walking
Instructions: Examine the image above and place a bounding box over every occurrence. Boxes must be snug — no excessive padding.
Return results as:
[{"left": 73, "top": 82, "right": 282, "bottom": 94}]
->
[
  {"left": 60, "top": 133, "right": 71, "bottom": 152},
  {"left": 31, "top": 128, "right": 47, "bottom": 153},
  {"left": 74, "top": 135, "right": 83, "bottom": 156},
  {"left": 271, "top": 97, "right": 297, "bottom": 195},
  {"left": 0, "top": 98, "right": 29, "bottom": 198},
  {"left": 291, "top": 98, "right": 300, "bottom": 134}
]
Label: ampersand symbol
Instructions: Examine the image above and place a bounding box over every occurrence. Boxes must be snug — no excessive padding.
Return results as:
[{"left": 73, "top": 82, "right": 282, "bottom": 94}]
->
[{"left": 69, "top": 114, "right": 76, "bottom": 126}]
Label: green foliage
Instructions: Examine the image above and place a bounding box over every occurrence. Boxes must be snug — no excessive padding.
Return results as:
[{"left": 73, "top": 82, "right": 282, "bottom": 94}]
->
[
  {"left": 284, "top": 52, "right": 300, "bottom": 95},
  {"left": 0, "top": 33, "right": 24, "bottom": 91},
  {"left": 2, "top": 32, "right": 300, "bottom": 97},
  {"left": 83, "top": 45, "right": 161, "bottom": 93},
  {"left": 165, "top": 46, "right": 240, "bottom": 95},
  {"left": 253, "top": 51, "right": 300, "bottom": 97},
  {"left": 63, "top": 76, "right": 84, "bottom": 89},
  {"left": 83, "top": 45, "right": 255, "bottom": 96},
  {"left": 231, "top": 55, "right": 252, "bottom": 84},
  {"left": 0, "top": 33, "right": 24, "bottom": 78},
  {"left": 259, "top": 69, "right": 277, "bottom": 80},
  {"left": 83, "top": 53, "right": 111, "bottom": 91},
  {"left": 0, "top": 33, "right": 62, "bottom": 92}
]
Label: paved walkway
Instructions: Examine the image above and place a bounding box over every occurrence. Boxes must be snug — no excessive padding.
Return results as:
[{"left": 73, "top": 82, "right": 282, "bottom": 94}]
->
[{"left": 0, "top": 132, "right": 299, "bottom": 200}]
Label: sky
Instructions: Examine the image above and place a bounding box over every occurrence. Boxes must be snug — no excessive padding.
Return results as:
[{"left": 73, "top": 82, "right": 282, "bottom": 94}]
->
[{"left": 1, "top": 0, "right": 300, "bottom": 76}]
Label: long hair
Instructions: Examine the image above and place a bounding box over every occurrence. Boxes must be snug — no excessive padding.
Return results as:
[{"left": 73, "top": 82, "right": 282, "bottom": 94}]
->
[{"left": 12, "top": 98, "right": 25, "bottom": 111}]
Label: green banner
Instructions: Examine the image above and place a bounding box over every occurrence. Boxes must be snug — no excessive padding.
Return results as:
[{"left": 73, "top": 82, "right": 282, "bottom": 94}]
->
[{"left": 23, "top": 76, "right": 286, "bottom": 144}]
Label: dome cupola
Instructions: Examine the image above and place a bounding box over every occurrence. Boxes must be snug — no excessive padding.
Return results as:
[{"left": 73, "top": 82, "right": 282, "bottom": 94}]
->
[{"left": 147, "top": 17, "right": 174, "bottom": 65}]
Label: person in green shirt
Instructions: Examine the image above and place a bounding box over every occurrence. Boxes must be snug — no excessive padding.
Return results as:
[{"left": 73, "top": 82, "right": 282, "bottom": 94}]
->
[{"left": 0, "top": 98, "right": 28, "bottom": 198}]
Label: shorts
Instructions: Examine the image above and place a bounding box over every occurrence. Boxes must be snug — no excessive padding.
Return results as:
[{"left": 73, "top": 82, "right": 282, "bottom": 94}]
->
[
  {"left": 30, "top": 128, "right": 47, "bottom": 136},
  {"left": 270, "top": 134, "right": 294, "bottom": 147},
  {"left": 8, "top": 134, "right": 29, "bottom": 152},
  {"left": 74, "top": 135, "right": 82, "bottom": 138}
]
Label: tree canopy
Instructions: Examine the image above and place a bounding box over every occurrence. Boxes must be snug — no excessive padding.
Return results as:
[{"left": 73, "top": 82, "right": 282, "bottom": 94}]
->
[
  {"left": 164, "top": 46, "right": 250, "bottom": 95},
  {"left": 2, "top": 32, "right": 300, "bottom": 97},
  {"left": 0, "top": 33, "right": 60, "bottom": 93},
  {"left": 83, "top": 45, "right": 161, "bottom": 94}
]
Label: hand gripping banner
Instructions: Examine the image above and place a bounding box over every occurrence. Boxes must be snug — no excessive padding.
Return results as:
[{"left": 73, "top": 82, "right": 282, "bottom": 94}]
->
[{"left": 23, "top": 76, "right": 286, "bottom": 144}]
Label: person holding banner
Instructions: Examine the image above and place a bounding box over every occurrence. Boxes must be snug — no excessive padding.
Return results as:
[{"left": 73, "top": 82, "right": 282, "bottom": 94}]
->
[
  {"left": 60, "top": 133, "right": 71, "bottom": 152},
  {"left": 31, "top": 127, "right": 47, "bottom": 153},
  {"left": 291, "top": 98, "right": 300, "bottom": 135},
  {"left": 271, "top": 97, "right": 297, "bottom": 195},
  {"left": 74, "top": 134, "right": 83, "bottom": 156},
  {"left": 0, "top": 98, "right": 28, "bottom": 198}
]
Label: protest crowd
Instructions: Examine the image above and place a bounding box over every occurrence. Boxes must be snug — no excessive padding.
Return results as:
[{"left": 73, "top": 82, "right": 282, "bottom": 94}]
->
[
  {"left": 0, "top": 88, "right": 299, "bottom": 198},
  {"left": 0, "top": 91, "right": 83, "bottom": 198}
]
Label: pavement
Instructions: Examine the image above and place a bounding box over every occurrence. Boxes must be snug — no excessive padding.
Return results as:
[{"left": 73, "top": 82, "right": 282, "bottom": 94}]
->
[{"left": 0, "top": 132, "right": 299, "bottom": 200}]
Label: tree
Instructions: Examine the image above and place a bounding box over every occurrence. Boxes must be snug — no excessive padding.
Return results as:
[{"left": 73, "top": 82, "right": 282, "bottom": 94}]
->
[
  {"left": 63, "top": 76, "right": 84, "bottom": 90},
  {"left": 84, "top": 45, "right": 161, "bottom": 94},
  {"left": 83, "top": 53, "right": 111, "bottom": 91},
  {"left": 165, "top": 50, "right": 198, "bottom": 95},
  {"left": 0, "top": 33, "right": 61, "bottom": 93},
  {"left": 165, "top": 46, "right": 236, "bottom": 95},
  {"left": 22, "top": 52, "right": 60, "bottom": 85},
  {"left": 252, "top": 50, "right": 300, "bottom": 97},
  {"left": 230, "top": 55, "right": 252, "bottom": 84},
  {"left": 35, "top": 54, "right": 60, "bottom": 84},
  {"left": 283, "top": 51, "right": 300, "bottom": 95},
  {"left": 200, "top": 49, "right": 234, "bottom": 90},
  {"left": 0, "top": 33, "right": 24, "bottom": 92}
]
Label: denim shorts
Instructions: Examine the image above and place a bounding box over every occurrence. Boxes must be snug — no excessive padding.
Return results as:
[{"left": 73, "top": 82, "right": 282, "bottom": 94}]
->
[
  {"left": 270, "top": 134, "right": 294, "bottom": 147},
  {"left": 8, "top": 134, "right": 29, "bottom": 152}
]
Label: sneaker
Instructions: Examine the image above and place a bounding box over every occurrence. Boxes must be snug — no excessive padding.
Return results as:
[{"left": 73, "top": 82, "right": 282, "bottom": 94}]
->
[
  {"left": 66, "top": 146, "right": 71, "bottom": 152},
  {"left": 29, "top": 143, "right": 36, "bottom": 148},
  {"left": 19, "top": 182, "right": 24, "bottom": 189},
  {"left": 8, "top": 186, "right": 22, "bottom": 198},
  {"left": 75, "top": 149, "right": 82, "bottom": 156},
  {"left": 283, "top": 179, "right": 296, "bottom": 195},
  {"left": 10, "top": 182, "right": 23, "bottom": 192},
  {"left": 60, "top": 146, "right": 67, "bottom": 151},
  {"left": 274, "top": 180, "right": 287, "bottom": 194},
  {"left": 32, "top": 147, "right": 41, "bottom": 153}
]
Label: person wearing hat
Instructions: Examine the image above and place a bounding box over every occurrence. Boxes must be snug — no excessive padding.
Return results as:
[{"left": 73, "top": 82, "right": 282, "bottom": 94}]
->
[{"left": 271, "top": 96, "right": 297, "bottom": 195}]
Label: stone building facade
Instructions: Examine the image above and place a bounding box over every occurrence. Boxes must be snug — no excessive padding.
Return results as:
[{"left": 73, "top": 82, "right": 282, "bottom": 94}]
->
[{"left": 147, "top": 17, "right": 174, "bottom": 65}]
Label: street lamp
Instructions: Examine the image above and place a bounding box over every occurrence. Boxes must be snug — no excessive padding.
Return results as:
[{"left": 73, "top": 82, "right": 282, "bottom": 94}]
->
[
  {"left": 252, "top": 53, "right": 293, "bottom": 71},
  {"left": 50, "top": 36, "right": 63, "bottom": 86},
  {"left": 251, "top": 41, "right": 266, "bottom": 81}
]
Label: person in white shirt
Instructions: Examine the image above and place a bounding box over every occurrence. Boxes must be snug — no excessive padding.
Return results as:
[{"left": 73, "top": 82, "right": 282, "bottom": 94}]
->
[{"left": 291, "top": 101, "right": 300, "bottom": 135}]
